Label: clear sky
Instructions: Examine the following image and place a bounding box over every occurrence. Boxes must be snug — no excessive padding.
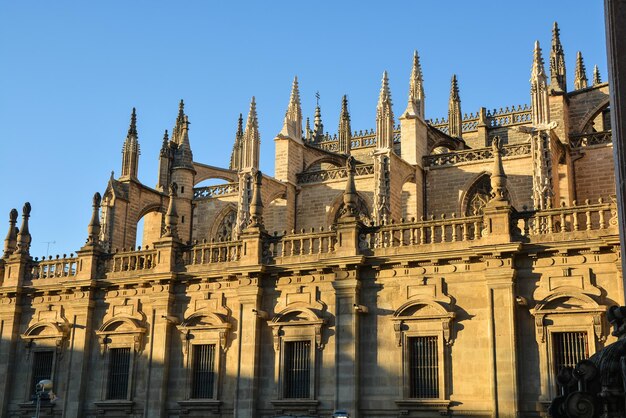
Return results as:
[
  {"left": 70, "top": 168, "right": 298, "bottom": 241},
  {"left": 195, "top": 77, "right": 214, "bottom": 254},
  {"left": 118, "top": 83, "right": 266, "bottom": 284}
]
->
[{"left": 0, "top": 1, "right": 607, "bottom": 258}]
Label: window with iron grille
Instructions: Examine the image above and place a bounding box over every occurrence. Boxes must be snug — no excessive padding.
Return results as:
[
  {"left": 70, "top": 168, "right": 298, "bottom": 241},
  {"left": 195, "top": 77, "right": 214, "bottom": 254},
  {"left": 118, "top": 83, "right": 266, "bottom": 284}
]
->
[
  {"left": 552, "top": 332, "right": 589, "bottom": 377},
  {"left": 408, "top": 336, "right": 439, "bottom": 398},
  {"left": 284, "top": 340, "right": 311, "bottom": 398},
  {"left": 31, "top": 350, "right": 54, "bottom": 391},
  {"left": 191, "top": 344, "right": 216, "bottom": 399},
  {"left": 106, "top": 347, "right": 131, "bottom": 400}
]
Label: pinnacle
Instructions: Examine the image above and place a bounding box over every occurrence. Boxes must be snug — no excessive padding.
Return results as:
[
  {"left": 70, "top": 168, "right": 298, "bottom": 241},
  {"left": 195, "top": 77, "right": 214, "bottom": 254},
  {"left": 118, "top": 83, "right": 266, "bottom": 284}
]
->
[
  {"left": 575, "top": 51, "right": 589, "bottom": 89},
  {"left": 127, "top": 107, "right": 138, "bottom": 138},
  {"left": 289, "top": 76, "right": 301, "bottom": 108},
  {"left": 237, "top": 113, "right": 244, "bottom": 137},
  {"left": 593, "top": 65, "right": 601, "bottom": 85},
  {"left": 450, "top": 75, "right": 460, "bottom": 101},
  {"left": 532, "top": 41, "right": 547, "bottom": 78},
  {"left": 378, "top": 71, "right": 392, "bottom": 108},
  {"left": 245, "top": 96, "right": 259, "bottom": 132},
  {"left": 341, "top": 95, "right": 349, "bottom": 119}
]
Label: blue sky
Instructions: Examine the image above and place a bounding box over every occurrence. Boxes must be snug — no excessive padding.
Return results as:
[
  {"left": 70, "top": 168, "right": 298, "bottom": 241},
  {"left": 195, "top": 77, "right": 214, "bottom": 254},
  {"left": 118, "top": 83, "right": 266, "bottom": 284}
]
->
[{"left": 0, "top": 1, "right": 607, "bottom": 257}]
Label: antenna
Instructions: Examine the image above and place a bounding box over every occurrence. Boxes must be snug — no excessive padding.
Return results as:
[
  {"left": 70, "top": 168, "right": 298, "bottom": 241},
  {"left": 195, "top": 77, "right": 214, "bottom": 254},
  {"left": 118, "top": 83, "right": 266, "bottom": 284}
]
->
[{"left": 42, "top": 241, "right": 56, "bottom": 257}]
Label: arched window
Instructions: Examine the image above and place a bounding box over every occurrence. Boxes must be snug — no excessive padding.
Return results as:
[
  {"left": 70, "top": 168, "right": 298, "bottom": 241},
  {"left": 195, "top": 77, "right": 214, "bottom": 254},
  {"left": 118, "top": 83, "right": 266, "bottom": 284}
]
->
[
  {"left": 465, "top": 175, "right": 491, "bottom": 216},
  {"left": 214, "top": 210, "right": 237, "bottom": 242}
]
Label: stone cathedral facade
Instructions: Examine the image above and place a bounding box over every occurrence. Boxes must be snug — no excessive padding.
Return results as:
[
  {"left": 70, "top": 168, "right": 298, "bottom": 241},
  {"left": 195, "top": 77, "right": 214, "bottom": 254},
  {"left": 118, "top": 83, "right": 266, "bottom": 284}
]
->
[{"left": 0, "top": 23, "right": 621, "bottom": 418}]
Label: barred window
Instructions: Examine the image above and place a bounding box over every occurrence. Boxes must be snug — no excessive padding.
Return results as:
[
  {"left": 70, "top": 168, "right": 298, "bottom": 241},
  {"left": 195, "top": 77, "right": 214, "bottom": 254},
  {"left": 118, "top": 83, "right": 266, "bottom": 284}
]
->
[
  {"left": 408, "top": 336, "right": 439, "bottom": 399},
  {"left": 31, "top": 351, "right": 54, "bottom": 391},
  {"left": 191, "top": 344, "right": 216, "bottom": 399},
  {"left": 284, "top": 340, "right": 311, "bottom": 398},
  {"left": 553, "top": 332, "right": 589, "bottom": 376},
  {"left": 107, "top": 347, "right": 131, "bottom": 400}
]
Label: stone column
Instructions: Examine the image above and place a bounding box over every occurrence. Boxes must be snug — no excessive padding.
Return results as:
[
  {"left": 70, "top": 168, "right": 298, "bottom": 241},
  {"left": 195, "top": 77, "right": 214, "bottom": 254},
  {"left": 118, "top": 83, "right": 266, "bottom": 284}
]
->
[
  {"left": 484, "top": 257, "right": 519, "bottom": 418},
  {"left": 61, "top": 290, "right": 95, "bottom": 418},
  {"left": 143, "top": 290, "right": 174, "bottom": 418},
  {"left": 332, "top": 271, "right": 360, "bottom": 417},
  {"left": 233, "top": 279, "right": 262, "bottom": 418},
  {"left": 605, "top": 0, "right": 626, "bottom": 299},
  {"left": 0, "top": 290, "right": 22, "bottom": 417}
]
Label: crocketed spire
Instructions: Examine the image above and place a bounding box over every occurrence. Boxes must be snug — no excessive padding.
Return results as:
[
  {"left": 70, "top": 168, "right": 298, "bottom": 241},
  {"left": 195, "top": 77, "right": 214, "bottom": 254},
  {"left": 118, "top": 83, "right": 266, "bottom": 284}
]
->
[
  {"left": 230, "top": 113, "right": 244, "bottom": 170},
  {"left": 242, "top": 97, "right": 260, "bottom": 170},
  {"left": 592, "top": 65, "right": 602, "bottom": 86},
  {"left": 448, "top": 75, "right": 462, "bottom": 138},
  {"left": 121, "top": 108, "right": 140, "bottom": 179},
  {"left": 279, "top": 76, "right": 303, "bottom": 141},
  {"left": 531, "top": 41, "right": 550, "bottom": 126},
  {"left": 574, "top": 51, "right": 589, "bottom": 90},
  {"left": 376, "top": 71, "right": 394, "bottom": 149},
  {"left": 172, "top": 101, "right": 194, "bottom": 169},
  {"left": 549, "top": 22, "right": 567, "bottom": 92},
  {"left": 338, "top": 95, "right": 352, "bottom": 155},
  {"left": 405, "top": 50, "right": 425, "bottom": 118}
]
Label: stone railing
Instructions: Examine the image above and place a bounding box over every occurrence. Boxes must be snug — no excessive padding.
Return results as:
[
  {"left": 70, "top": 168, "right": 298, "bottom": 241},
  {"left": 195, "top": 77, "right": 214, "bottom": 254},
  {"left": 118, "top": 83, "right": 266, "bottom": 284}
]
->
[
  {"left": 193, "top": 182, "right": 239, "bottom": 200},
  {"left": 569, "top": 131, "right": 612, "bottom": 148},
  {"left": 314, "top": 127, "right": 401, "bottom": 152},
  {"left": 512, "top": 199, "right": 617, "bottom": 239},
  {"left": 185, "top": 240, "right": 242, "bottom": 265},
  {"left": 429, "top": 105, "right": 532, "bottom": 134},
  {"left": 264, "top": 228, "right": 336, "bottom": 261},
  {"left": 423, "top": 142, "right": 531, "bottom": 168},
  {"left": 107, "top": 248, "right": 158, "bottom": 273},
  {"left": 487, "top": 105, "right": 532, "bottom": 128},
  {"left": 297, "top": 164, "right": 374, "bottom": 185},
  {"left": 31, "top": 255, "right": 78, "bottom": 279},
  {"left": 360, "top": 215, "right": 484, "bottom": 250}
]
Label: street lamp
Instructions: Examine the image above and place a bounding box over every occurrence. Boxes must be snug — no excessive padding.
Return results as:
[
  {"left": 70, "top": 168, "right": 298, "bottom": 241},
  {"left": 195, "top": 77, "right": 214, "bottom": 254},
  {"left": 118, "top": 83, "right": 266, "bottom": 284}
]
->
[{"left": 33, "top": 379, "right": 53, "bottom": 418}]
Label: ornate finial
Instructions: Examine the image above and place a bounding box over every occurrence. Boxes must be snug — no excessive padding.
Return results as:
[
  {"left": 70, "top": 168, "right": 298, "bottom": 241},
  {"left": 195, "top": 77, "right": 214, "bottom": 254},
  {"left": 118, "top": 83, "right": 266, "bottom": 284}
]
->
[
  {"left": 87, "top": 192, "right": 102, "bottom": 245},
  {"left": 249, "top": 171, "right": 264, "bottom": 228},
  {"left": 376, "top": 71, "right": 394, "bottom": 149},
  {"left": 592, "top": 65, "right": 602, "bottom": 85},
  {"left": 14, "top": 202, "right": 32, "bottom": 255},
  {"left": 3, "top": 208, "right": 18, "bottom": 258},
  {"left": 312, "top": 92, "right": 324, "bottom": 143},
  {"left": 237, "top": 113, "right": 244, "bottom": 138},
  {"left": 489, "top": 137, "right": 508, "bottom": 202},
  {"left": 532, "top": 41, "right": 546, "bottom": 78},
  {"left": 163, "top": 182, "right": 179, "bottom": 238},
  {"left": 315, "top": 91, "right": 320, "bottom": 106},
  {"left": 574, "top": 51, "right": 589, "bottom": 90},
  {"left": 121, "top": 108, "right": 140, "bottom": 178},
  {"left": 338, "top": 95, "right": 352, "bottom": 155},
  {"left": 127, "top": 107, "right": 138, "bottom": 138},
  {"left": 230, "top": 114, "right": 245, "bottom": 171},
  {"left": 341, "top": 156, "right": 358, "bottom": 218},
  {"left": 305, "top": 117, "right": 312, "bottom": 141},
  {"left": 448, "top": 75, "right": 462, "bottom": 138},
  {"left": 550, "top": 21, "right": 567, "bottom": 92},
  {"left": 160, "top": 129, "right": 170, "bottom": 157}
]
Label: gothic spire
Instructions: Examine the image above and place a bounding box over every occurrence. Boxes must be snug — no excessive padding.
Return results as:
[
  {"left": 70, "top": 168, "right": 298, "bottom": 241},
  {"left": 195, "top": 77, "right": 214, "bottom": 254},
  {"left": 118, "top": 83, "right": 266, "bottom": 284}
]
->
[
  {"left": 121, "top": 107, "right": 140, "bottom": 179},
  {"left": 549, "top": 21, "right": 567, "bottom": 92},
  {"left": 448, "top": 75, "right": 462, "bottom": 138},
  {"left": 531, "top": 41, "right": 550, "bottom": 126},
  {"left": 242, "top": 97, "right": 260, "bottom": 170},
  {"left": 376, "top": 71, "right": 394, "bottom": 149},
  {"left": 593, "top": 65, "right": 602, "bottom": 85},
  {"left": 405, "top": 50, "right": 425, "bottom": 118},
  {"left": 279, "top": 76, "right": 303, "bottom": 141},
  {"left": 14, "top": 202, "right": 31, "bottom": 255},
  {"left": 86, "top": 192, "right": 102, "bottom": 246},
  {"left": 2, "top": 208, "right": 18, "bottom": 258},
  {"left": 172, "top": 101, "right": 194, "bottom": 169},
  {"left": 574, "top": 51, "right": 589, "bottom": 90},
  {"left": 338, "top": 95, "right": 352, "bottom": 155},
  {"left": 230, "top": 113, "right": 244, "bottom": 170},
  {"left": 312, "top": 92, "right": 324, "bottom": 143},
  {"left": 160, "top": 130, "right": 170, "bottom": 157}
]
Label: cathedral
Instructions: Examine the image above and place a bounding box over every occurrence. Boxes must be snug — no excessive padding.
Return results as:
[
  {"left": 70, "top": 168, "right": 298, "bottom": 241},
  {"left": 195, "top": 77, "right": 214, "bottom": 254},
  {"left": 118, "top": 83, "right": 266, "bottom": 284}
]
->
[{"left": 0, "top": 22, "right": 620, "bottom": 418}]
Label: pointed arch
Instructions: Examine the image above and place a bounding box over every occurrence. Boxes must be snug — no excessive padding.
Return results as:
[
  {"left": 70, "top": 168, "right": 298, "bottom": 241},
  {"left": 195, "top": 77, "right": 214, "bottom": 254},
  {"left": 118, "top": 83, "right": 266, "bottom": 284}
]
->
[
  {"left": 327, "top": 191, "right": 372, "bottom": 226},
  {"left": 575, "top": 98, "right": 610, "bottom": 134},
  {"left": 209, "top": 204, "right": 238, "bottom": 242},
  {"left": 460, "top": 173, "right": 492, "bottom": 216}
]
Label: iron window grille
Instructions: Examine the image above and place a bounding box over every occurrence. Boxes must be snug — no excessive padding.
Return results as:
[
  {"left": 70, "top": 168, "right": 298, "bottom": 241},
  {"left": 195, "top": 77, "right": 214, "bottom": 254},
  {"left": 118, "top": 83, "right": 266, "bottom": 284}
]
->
[
  {"left": 408, "top": 336, "right": 439, "bottom": 399},
  {"left": 106, "top": 347, "right": 131, "bottom": 400},
  {"left": 191, "top": 344, "right": 216, "bottom": 399},
  {"left": 284, "top": 340, "right": 311, "bottom": 399}
]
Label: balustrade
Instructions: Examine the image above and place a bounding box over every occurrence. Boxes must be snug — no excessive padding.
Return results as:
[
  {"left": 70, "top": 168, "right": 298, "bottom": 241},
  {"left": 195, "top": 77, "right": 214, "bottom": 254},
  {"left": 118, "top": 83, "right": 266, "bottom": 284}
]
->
[
  {"left": 569, "top": 131, "right": 612, "bottom": 148},
  {"left": 108, "top": 248, "right": 157, "bottom": 272},
  {"left": 185, "top": 240, "right": 242, "bottom": 265},
  {"left": 265, "top": 229, "right": 336, "bottom": 261},
  {"left": 31, "top": 255, "right": 78, "bottom": 279}
]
